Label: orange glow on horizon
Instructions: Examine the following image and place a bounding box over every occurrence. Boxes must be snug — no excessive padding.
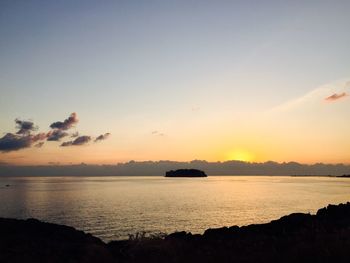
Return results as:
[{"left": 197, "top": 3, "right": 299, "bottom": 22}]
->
[{"left": 226, "top": 150, "right": 255, "bottom": 162}]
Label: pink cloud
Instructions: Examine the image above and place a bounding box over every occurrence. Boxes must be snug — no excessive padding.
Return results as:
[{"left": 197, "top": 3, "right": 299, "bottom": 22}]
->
[{"left": 325, "top": 92, "right": 348, "bottom": 102}]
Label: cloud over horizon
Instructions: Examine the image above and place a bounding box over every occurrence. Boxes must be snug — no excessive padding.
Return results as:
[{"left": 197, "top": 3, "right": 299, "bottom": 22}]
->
[
  {"left": 268, "top": 79, "right": 350, "bottom": 113},
  {"left": 61, "top": 136, "right": 91, "bottom": 147},
  {"left": 0, "top": 133, "right": 33, "bottom": 152},
  {"left": 34, "top": 142, "right": 45, "bottom": 148},
  {"left": 94, "top": 133, "right": 110, "bottom": 142},
  {"left": 1, "top": 112, "right": 110, "bottom": 153},
  {"left": 345, "top": 81, "right": 350, "bottom": 89},
  {"left": 46, "top": 130, "right": 69, "bottom": 141},
  {"left": 0, "top": 132, "right": 47, "bottom": 152},
  {"left": 71, "top": 132, "right": 79, "bottom": 138},
  {"left": 0, "top": 117, "right": 48, "bottom": 152},
  {"left": 50, "top": 113, "right": 78, "bottom": 130},
  {"left": 325, "top": 92, "right": 348, "bottom": 102},
  {"left": 151, "top": 131, "right": 165, "bottom": 137},
  {"left": 15, "top": 119, "right": 37, "bottom": 135}
]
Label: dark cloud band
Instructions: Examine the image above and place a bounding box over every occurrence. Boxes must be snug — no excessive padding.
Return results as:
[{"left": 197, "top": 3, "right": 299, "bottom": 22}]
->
[
  {"left": 0, "top": 132, "right": 47, "bottom": 152},
  {"left": 0, "top": 133, "right": 32, "bottom": 152}
]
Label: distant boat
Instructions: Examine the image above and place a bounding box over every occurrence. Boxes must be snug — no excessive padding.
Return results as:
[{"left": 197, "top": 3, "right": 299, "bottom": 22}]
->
[{"left": 165, "top": 169, "right": 207, "bottom": 177}]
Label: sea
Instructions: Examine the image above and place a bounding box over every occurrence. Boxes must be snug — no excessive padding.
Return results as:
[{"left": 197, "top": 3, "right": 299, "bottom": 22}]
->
[{"left": 0, "top": 175, "right": 349, "bottom": 242}]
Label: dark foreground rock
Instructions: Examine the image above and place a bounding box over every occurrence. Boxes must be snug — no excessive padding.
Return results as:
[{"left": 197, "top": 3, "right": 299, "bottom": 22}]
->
[
  {"left": 0, "top": 218, "right": 113, "bottom": 263},
  {"left": 2, "top": 202, "right": 350, "bottom": 263}
]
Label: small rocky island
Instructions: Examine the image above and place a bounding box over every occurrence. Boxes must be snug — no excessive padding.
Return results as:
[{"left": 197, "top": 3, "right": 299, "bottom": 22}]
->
[{"left": 165, "top": 169, "right": 207, "bottom": 177}]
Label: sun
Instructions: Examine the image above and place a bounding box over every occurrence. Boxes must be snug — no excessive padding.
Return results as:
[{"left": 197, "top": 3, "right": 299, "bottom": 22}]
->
[{"left": 227, "top": 150, "right": 254, "bottom": 162}]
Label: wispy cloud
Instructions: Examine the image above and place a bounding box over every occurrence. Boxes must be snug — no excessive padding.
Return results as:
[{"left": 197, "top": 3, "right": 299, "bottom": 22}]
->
[
  {"left": 191, "top": 106, "right": 200, "bottom": 112},
  {"left": 32, "top": 133, "right": 48, "bottom": 141},
  {"left": 60, "top": 141, "right": 71, "bottom": 147},
  {"left": 47, "top": 130, "right": 68, "bottom": 141},
  {"left": 345, "top": 81, "right": 350, "bottom": 89},
  {"left": 151, "top": 130, "right": 165, "bottom": 137},
  {"left": 94, "top": 133, "right": 110, "bottom": 142},
  {"left": 268, "top": 79, "right": 350, "bottom": 113},
  {"left": 325, "top": 92, "right": 348, "bottom": 102},
  {"left": 71, "top": 131, "right": 79, "bottom": 138},
  {"left": 34, "top": 142, "right": 45, "bottom": 148},
  {"left": 61, "top": 136, "right": 91, "bottom": 147}
]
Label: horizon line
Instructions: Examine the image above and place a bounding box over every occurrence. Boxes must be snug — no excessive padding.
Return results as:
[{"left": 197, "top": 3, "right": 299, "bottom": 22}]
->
[{"left": 1, "top": 159, "right": 350, "bottom": 167}]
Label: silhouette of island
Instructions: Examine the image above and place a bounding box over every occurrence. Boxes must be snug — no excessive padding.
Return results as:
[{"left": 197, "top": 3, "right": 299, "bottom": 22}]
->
[
  {"left": 165, "top": 169, "right": 207, "bottom": 177},
  {"left": 2, "top": 202, "right": 350, "bottom": 262}
]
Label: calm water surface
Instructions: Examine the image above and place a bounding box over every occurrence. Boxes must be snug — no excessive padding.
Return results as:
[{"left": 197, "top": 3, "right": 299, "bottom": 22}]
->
[{"left": 0, "top": 176, "right": 349, "bottom": 241}]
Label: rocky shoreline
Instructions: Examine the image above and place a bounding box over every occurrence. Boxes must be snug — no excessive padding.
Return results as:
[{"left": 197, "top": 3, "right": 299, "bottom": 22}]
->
[{"left": 2, "top": 202, "right": 350, "bottom": 263}]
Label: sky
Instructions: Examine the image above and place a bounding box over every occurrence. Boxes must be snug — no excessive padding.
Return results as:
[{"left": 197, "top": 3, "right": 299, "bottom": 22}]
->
[{"left": 0, "top": 0, "right": 349, "bottom": 165}]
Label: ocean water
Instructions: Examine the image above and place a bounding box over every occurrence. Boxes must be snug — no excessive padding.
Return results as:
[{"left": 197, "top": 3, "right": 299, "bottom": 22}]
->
[{"left": 0, "top": 176, "right": 349, "bottom": 241}]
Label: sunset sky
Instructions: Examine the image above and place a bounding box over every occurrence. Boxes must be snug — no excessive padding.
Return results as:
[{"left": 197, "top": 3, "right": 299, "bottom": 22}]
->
[{"left": 0, "top": 1, "right": 349, "bottom": 165}]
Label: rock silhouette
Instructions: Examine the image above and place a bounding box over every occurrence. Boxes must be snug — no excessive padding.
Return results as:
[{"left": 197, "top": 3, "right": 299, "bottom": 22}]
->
[
  {"left": 2, "top": 202, "right": 350, "bottom": 263},
  {"left": 0, "top": 218, "right": 113, "bottom": 263},
  {"left": 165, "top": 169, "right": 207, "bottom": 177}
]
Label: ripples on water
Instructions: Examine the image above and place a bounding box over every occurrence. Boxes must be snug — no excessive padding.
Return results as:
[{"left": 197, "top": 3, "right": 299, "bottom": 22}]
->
[{"left": 0, "top": 176, "right": 350, "bottom": 241}]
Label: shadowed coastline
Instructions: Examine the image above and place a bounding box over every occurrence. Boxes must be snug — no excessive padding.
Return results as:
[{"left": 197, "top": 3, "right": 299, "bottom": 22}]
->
[
  {"left": 2, "top": 202, "right": 350, "bottom": 263},
  {"left": 1, "top": 160, "right": 350, "bottom": 177}
]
